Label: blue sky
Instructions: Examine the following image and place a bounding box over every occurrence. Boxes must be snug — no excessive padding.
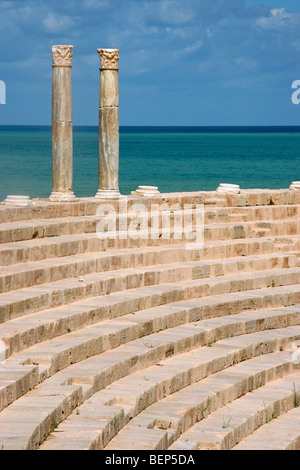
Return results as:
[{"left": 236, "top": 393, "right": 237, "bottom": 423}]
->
[{"left": 0, "top": 0, "right": 300, "bottom": 126}]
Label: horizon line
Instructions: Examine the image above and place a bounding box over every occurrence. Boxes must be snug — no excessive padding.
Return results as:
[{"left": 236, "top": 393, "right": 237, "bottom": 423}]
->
[{"left": 1, "top": 124, "right": 300, "bottom": 128}]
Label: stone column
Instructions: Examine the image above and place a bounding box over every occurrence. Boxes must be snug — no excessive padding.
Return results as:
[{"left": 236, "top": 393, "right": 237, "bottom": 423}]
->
[
  {"left": 95, "top": 49, "right": 121, "bottom": 199},
  {"left": 49, "top": 45, "right": 77, "bottom": 202}
]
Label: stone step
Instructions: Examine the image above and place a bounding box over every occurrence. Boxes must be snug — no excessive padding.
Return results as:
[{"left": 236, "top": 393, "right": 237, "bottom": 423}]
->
[
  {"left": 2, "top": 278, "right": 300, "bottom": 359},
  {"left": 227, "top": 204, "right": 300, "bottom": 222},
  {"left": 1, "top": 197, "right": 298, "bottom": 225},
  {"left": 1, "top": 204, "right": 299, "bottom": 248},
  {"left": 0, "top": 211, "right": 209, "bottom": 245},
  {"left": 1, "top": 282, "right": 300, "bottom": 414},
  {"left": 0, "top": 200, "right": 100, "bottom": 224},
  {"left": 0, "top": 384, "right": 82, "bottom": 451},
  {"left": 206, "top": 205, "right": 297, "bottom": 224},
  {"left": 221, "top": 189, "right": 300, "bottom": 207},
  {"left": 1, "top": 191, "right": 299, "bottom": 224},
  {"left": 0, "top": 254, "right": 299, "bottom": 324},
  {"left": 0, "top": 274, "right": 300, "bottom": 357},
  {"left": 203, "top": 219, "right": 300, "bottom": 243},
  {"left": 0, "top": 190, "right": 299, "bottom": 451},
  {"left": 0, "top": 232, "right": 280, "bottom": 268},
  {"left": 0, "top": 243, "right": 297, "bottom": 294},
  {"left": 0, "top": 215, "right": 99, "bottom": 244},
  {"left": 170, "top": 374, "right": 300, "bottom": 450},
  {"left": 42, "top": 350, "right": 294, "bottom": 450},
  {"left": 250, "top": 228, "right": 272, "bottom": 238},
  {"left": 0, "top": 234, "right": 295, "bottom": 272},
  {"left": 273, "top": 238, "right": 299, "bottom": 253},
  {"left": 2, "top": 294, "right": 300, "bottom": 418},
  {"left": 233, "top": 406, "right": 300, "bottom": 450},
  {"left": 1, "top": 326, "right": 299, "bottom": 450},
  {"left": 106, "top": 359, "right": 299, "bottom": 451},
  {"left": 4, "top": 291, "right": 300, "bottom": 390},
  {"left": 118, "top": 211, "right": 300, "bottom": 232},
  {"left": 0, "top": 193, "right": 207, "bottom": 224},
  {"left": 1, "top": 212, "right": 300, "bottom": 246},
  {"left": 228, "top": 214, "right": 248, "bottom": 223},
  {"left": 0, "top": 364, "right": 39, "bottom": 413},
  {"left": 203, "top": 198, "right": 227, "bottom": 207},
  {"left": 0, "top": 232, "right": 110, "bottom": 267}
]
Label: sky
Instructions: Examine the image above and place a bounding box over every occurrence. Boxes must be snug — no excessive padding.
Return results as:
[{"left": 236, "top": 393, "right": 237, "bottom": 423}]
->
[{"left": 0, "top": 0, "right": 300, "bottom": 126}]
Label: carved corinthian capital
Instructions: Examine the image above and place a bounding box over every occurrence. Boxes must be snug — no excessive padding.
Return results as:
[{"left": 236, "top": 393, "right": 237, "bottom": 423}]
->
[
  {"left": 52, "top": 45, "right": 73, "bottom": 67},
  {"left": 97, "top": 49, "right": 119, "bottom": 70}
]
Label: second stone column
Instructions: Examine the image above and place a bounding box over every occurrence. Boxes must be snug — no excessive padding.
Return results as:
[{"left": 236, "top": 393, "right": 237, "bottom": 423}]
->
[{"left": 95, "top": 49, "right": 121, "bottom": 199}]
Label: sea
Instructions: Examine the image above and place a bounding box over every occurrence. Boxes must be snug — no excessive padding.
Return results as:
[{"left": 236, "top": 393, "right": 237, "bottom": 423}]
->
[{"left": 0, "top": 125, "right": 300, "bottom": 202}]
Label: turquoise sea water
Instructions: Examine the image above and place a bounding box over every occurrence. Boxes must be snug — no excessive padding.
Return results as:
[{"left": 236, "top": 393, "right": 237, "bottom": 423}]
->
[{"left": 0, "top": 126, "right": 300, "bottom": 202}]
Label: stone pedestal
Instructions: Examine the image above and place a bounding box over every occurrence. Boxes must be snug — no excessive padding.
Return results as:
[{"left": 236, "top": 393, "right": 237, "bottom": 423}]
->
[
  {"left": 217, "top": 183, "right": 241, "bottom": 194},
  {"left": 95, "top": 49, "right": 121, "bottom": 199},
  {"left": 49, "top": 45, "right": 77, "bottom": 202},
  {"left": 131, "top": 186, "right": 160, "bottom": 197},
  {"left": 4, "top": 195, "right": 34, "bottom": 207},
  {"left": 289, "top": 181, "right": 300, "bottom": 191}
]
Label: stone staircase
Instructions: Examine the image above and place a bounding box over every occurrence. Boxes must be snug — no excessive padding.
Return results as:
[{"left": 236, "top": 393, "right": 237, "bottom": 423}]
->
[{"left": 0, "top": 189, "right": 300, "bottom": 450}]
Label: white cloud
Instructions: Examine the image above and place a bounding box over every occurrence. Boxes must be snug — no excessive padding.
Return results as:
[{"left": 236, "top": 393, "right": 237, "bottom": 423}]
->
[
  {"left": 43, "top": 12, "right": 74, "bottom": 33},
  {"left": 10, "top": 52, "right": 49, "bottom": 71},
  {"left": 184, "top": 41, "right": 203, "bottom": 54},
  {"left": 83, "top": 0, "right": 110, "bottom": 10},
  {"left": 1, "top": 0, "right": 300, "bottom": 125},
  {"left": 0, "top": 1, "right": 13, "bottom": 9},
  {"left": 172, "top": 40, "right": 202, "bottom": 60},
  {"left": 235, "top": 57, "right": 257, "bottom": 71},
  {"left": 145, "top": 0, "right": 196, "bottom": 27},
  {"left": 256, "top": 8, "right": 295, "bottom": 29},
  {"left": 223, "top": 76, "right": 265, "bottom": 89},
  {"left": 292, "top": 40, "right": 300, "bottom": 52},
  {"left": 82, "top": 54, "right": 99, "bottom": 66}
]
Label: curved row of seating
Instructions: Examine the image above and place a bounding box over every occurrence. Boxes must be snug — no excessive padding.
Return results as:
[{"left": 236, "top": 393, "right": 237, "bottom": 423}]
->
[{"left": 0, "top": 191, "right": 299, "bottom": 450}]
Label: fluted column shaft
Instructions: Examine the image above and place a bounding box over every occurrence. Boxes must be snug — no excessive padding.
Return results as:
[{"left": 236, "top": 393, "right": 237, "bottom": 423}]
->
[
  {"left": 95, "top": 49, "right": 121, "bottom": 199},
  {"left": 50, "top": 45, "right": 77, "bottom": 201}
]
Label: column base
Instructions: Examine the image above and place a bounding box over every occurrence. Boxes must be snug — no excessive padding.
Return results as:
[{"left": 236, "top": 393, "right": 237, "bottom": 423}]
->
[
  {"left": 289, "top": 182, "right": 300, "bottom": 191},
  {"left": 95, "top": 189, "right": 121, "bottom": 199},
  {"left": 131, "top": 186, "right": 160, "bottom": 197},
  {"left": 4, "top": 195, "right": 35, "bottom": 207},
  {"left": 49, "top": 191, "right": 78, "bottom": 202}
]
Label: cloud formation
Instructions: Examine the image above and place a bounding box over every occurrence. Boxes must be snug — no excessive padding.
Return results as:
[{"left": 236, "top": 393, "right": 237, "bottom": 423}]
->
[{"left": 0, "top": 0, "right": 299, "bottom": 125}]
